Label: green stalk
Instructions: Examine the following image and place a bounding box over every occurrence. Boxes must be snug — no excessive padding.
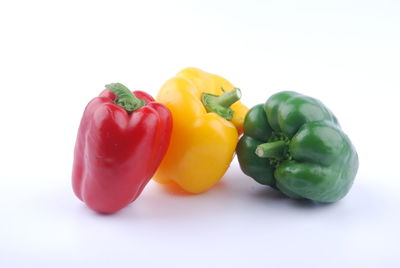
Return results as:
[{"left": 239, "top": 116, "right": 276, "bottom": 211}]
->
[
  {"left": 201, "top": 88, "right": 241, "bottom": 120},
  {"left": 105, "top": 83, "right": 145, "bottom": 113},
  {"left": 255, "top": 140, "right": 287, "bottom": 159}
]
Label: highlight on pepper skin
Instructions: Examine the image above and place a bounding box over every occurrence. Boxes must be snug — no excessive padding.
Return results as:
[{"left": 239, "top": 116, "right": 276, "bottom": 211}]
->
[
  {"left": 153, "top": 67, "right": 249, "bottom": 194},
  {"left": 236, "top": 91, "right": 359, "bottom": 203}
]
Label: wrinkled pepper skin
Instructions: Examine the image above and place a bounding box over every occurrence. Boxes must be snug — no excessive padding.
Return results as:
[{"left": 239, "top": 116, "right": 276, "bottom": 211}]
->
[
  {"left": 237, "top": 91, "right": 358, "bottom": 202},
  {"left": 72, "top": 86, "right": 172, "bottom": 213},
  {"left": 154, "top": 67, "right": 248, "bottom": 193}
]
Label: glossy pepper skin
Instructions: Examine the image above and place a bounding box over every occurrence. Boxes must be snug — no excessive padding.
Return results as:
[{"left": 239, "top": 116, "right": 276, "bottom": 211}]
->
[
  {"left": 154, "top": 67, "right": 248, "bottom": 193},
  {"left": 72, "top": 83, "right": 172, "bottom": 213},
  {"left": 237, "top": 91, "right": 358, "bottom": 202}
]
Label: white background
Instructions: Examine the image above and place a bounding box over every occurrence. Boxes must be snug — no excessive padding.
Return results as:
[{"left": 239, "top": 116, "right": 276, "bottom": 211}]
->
[{"left": 1, "top": 0, "right": 399, "bottom": 267}]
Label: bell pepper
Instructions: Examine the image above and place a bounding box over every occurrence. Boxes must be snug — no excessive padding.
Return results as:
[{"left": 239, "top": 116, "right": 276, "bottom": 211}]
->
[
  {"left": 236, "top": 91, "right": 358, "bottom": 202},
  {"left": 72, "top": 83, "right": 172, "bottom": 213},
  {"left": 153, "top": 67, "right": 248, "bottom": 193}
]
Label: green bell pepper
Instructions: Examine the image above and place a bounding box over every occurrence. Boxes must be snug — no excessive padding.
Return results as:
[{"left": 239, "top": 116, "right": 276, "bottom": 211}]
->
[{"left": 236, "top": 91, "right": 359, "bottom": 202}]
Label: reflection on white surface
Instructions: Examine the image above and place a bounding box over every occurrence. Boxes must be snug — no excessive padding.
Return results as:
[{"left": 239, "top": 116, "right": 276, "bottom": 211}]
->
[{"left": 1, "top": 161, "right": 399, "bottom": 267}]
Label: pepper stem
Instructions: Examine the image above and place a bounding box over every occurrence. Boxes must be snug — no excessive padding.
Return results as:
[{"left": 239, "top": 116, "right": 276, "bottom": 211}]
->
[
  {"left": 255, "top": 140, "right": 287, "bottom": 159},
  {"left": 105, "top": 83, "right": 145, "bottom": 113},
  {"left": 201, "top": 88, "right": 241, "bottom": 120}
]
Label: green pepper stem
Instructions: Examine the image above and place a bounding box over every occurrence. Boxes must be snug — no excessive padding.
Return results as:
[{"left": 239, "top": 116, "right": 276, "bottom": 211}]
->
[
  {"left": 201, "top": 88, "right": 241, "bottom": 120},
  {"left": 213, "top": 88, "right": 242, "bottom": 107},
  {"left": 105, "top": 83, "right": 145, "bottom": 113},
  {"left": 255, "top": 140, "right": 287, "bottom": 159}
]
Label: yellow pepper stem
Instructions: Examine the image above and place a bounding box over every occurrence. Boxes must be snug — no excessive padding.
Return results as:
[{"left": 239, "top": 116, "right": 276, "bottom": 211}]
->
[{"left": 201, "top": 88, "right": 241, "bottom": 120}]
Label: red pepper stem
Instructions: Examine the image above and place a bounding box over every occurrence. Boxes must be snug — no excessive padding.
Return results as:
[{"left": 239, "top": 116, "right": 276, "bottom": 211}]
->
[
  {"left": 105, "top": 83, "right": 145, "bottom": 113},
  {"left": 255, "top": 140, "right": 286, "bottom": 159},
  {"left": 201, "top": 88, "right": 241, "bottom": 120}
]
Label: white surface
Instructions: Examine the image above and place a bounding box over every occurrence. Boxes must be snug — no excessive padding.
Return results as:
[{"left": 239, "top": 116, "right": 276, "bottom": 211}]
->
[{"left": 1, "top": 0, "right": 399, "bottom": 267}]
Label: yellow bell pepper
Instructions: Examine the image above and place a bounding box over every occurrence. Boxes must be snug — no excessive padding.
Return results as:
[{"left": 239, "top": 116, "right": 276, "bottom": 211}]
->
[{"left": 153, "top": 67, "right": 248, "bottom": 193}]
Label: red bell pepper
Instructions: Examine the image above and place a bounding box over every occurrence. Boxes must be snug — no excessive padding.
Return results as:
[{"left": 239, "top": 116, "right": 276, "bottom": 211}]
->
[{"left": 72, "top": 83, "right": 172, "bottom": 214}]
